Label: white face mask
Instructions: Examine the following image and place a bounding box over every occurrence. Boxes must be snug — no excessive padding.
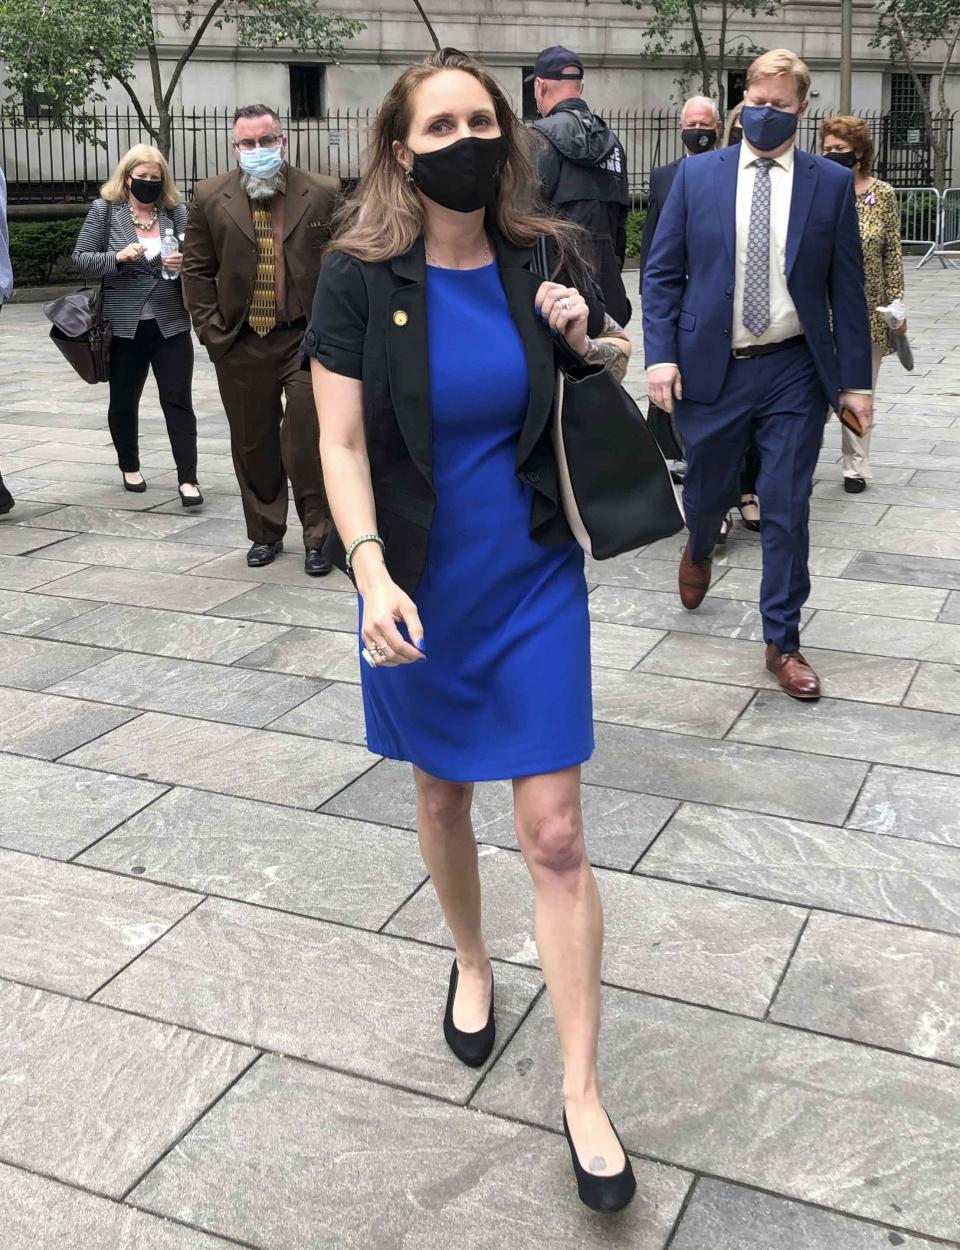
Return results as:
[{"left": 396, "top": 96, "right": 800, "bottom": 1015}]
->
[{"left": 238, "top": 146, "right": 283, "bottom": 179}]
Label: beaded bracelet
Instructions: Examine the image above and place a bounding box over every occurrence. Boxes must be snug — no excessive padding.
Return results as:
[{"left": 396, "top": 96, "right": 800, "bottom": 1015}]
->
[{"left": 345, "top": 533, "right": 385, "bottom": 572}]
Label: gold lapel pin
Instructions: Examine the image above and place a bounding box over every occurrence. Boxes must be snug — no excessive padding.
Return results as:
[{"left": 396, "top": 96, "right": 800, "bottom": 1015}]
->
[{"left": 393, "top": 310, "right": 409, "bottom": 327}]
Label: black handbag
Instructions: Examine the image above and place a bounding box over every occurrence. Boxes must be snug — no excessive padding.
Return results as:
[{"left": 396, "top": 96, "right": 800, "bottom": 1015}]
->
[
  {"left": 42, "top": 203, "right": 113, "bottom": 384},
  {"left": 535, "top": 238, "right": 685, "bottom": 560}
]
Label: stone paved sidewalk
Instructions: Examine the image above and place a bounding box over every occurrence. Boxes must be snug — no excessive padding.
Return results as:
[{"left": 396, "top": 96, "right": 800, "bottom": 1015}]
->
[{"left": 1, "top": 266, "right": 960, "bottom": 1249}]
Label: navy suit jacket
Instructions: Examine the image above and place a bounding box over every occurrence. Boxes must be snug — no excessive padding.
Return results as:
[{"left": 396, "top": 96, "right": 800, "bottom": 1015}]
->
[{"left": 642, "top": 143, "right": 873, "bottom": 411}]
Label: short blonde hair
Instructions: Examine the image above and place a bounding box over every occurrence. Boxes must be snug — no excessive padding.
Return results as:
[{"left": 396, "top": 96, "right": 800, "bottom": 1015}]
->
[
  {"left": 746, "top": 49, "right": 811, "bottom": 102},
  {"left": 100, "top": 144, "right": 181, "bottom": 208}
]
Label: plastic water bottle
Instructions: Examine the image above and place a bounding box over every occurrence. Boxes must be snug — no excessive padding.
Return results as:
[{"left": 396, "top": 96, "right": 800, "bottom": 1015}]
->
[{"left": 160, "top": 228, "right": 178, "bottom": 280}]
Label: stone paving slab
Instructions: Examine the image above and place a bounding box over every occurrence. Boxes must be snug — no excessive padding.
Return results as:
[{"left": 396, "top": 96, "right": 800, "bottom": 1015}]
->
[
  {"left": 185, "top": 549, "right": 353, "bottom": 592},
  {"left": 50, "top": 651, "right": 324, "bottom": 728},
  {"left": 771, "top": 912, "right": 960, "bottom": 1065},
  {"left": 473, "top": 988, "right": 960, "bottom": 1242},
  {"left": 0, "top": 551, "right": 85, "bottom": 592},
  {"left": 40, "top": 602, "right": 290, "bottom": 663},
  {"left": 638, "top": 632, "right": 918, "bottom": 704},
  {"left": 708, "top": 567, "right": 949, "bottom": 620},
  {"left": 903, "top": 662, "right": 960, "bottom": 715},
  {"left": 212, "top": 582, "right": 356, "bottom": 631},
  {"left": 388, "top": 843, "right": 806, "bottom": 1016},
  {"left": 131, "top": 1055, "right": 692, "bottom": 1250},
  {"left": 0, "top": 525, "right": 77, "bottom": 555},
  {"left": 0, "top": 848, "right": 198, "bottom": 996},
  {"left": 669, "top": 1178, "right": 944, "bottom": 1250},
  {"left": 42, "top": 566, "right": 252, "bottom": 613},
  {"left": 17, "top": 504, "right": 202, "bottom": 539},
  {"left": 847, "top": 766, "right": 960, "bottom": 848},
  {"left": 30, "top": 533, "right": 232, "bottom": 575},
  {"left": 584, "top": 722, "right": 868, "bottom": 825},
  {"left": 801, "top": 609, "right": 960, "bottom": 664},
  {"left": 96, "top": 897, "right": 542, "bottom": 1102},
  {"left": 0, "top": 980, "right": 254, "bottom": 1197},
  {"left": 0, "top": 632, "right": 114, "bottom": 691},
  {"left": 236, "top": 626, "right": 361, "bottom": 682},
  {"left": 0, "top": 752, "right": 164, "bottom": 858},
  {"left": 0, "top": 686, "right": 138, "bottom": 760},
  {"left": 0, "top": 1164, "right": 238, "bottom": 1250},
  {"left": 267, "top": 679, "right": 363, "bottom": 744},
  {"left": 78, "top": 787, "right": 427, "bottom": 928},
  {"left": 591, "top": 666, "right": 753, "bottom": 737},
  {"left": 61, "top": 711, "right": 373, "bottom": 809},
  {"left": 730, "top": 688, "right": 960, "bottom": 775},
  {"left": 641, "top": 802, "right": 960, "bottom": 933},
  {"left": 13, "top": 479, "right": 179, "bottom": 510},
  {"left": 0, "top": 587, "right": 99, "bottom": 636}
]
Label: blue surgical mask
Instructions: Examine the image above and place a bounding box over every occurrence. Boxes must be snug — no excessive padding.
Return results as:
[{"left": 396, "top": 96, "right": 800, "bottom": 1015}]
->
[
  {"left": 239, "top": 146, "right": 284, "bottom": 179},
  {"left": 740, "top": 104, "right": 799, "bottom": 152}
]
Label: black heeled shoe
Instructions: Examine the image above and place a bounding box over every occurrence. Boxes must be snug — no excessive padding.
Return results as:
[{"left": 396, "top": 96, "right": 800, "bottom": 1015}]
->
[
  {"left": 122, "top": 473, "right": 147, "bottom": 493},
  {"left": 562, "top": 1107, "right": 637, "bottom": 1213},
  {"left": 442, "top": 958, "right": 495, "bottom": 1068},
  {"left": 179, "top": 483, "right": 204, "bottom": 509},
  {"left": 736, "top": 494, "right": 762, "bottom": 532}
]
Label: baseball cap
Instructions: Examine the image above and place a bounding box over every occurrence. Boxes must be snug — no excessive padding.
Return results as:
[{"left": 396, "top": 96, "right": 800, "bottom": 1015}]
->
[{"left": 524, "top": 46, "right": 584, "bottom": 83}]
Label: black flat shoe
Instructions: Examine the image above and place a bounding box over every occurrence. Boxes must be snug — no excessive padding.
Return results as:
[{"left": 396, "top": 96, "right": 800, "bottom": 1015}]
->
[
  {"left": 247, "top": 539, "right": 283, "bottom": 567},
  {"left": 122, "top": 474, "right": 147, "bottom": 493},
  {"left": 736, "top": 494, "right": 762, "bottom": 531},
  {"left": 304, "top": 548, "right": 333, "bottom": 577},
  {"left": 179, "top": 484, "right": 204, "bottom": 509},
  {"left": 844, "top": 476, "right": 867, "bottom": 494},
  {"left": 442, "top": 959, "right": 495, "bottom": 1068},
  {"left": 0, "top": 485, "right": 14, "bottom": 515},
  {"left": 562, "top": 1108, "right": 637, "bottom": 1213}
]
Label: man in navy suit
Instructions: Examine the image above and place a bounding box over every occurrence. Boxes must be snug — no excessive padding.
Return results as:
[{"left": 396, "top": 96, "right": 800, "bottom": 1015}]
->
[{"left": 643, "top": 48, "right": 873, "bottom": 699}]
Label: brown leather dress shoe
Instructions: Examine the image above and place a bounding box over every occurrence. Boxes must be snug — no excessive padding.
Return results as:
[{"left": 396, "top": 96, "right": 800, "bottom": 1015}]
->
[
  {"left": 765, "top": 644, "right": 821, "bottom": 700},
  {"left": 678, "top": 543, "right": 712, "bottom": 610}
]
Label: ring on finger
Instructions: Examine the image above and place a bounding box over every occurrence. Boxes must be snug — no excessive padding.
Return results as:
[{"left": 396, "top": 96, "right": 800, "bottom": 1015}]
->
[{"left": 559, "top": 297, "right": 572, "bottom": 311}]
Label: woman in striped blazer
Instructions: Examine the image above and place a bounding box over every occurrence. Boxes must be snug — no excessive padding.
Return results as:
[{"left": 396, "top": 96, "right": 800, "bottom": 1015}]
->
[{"left": 72, "top": 145, "right": 202, "bottom": 506}]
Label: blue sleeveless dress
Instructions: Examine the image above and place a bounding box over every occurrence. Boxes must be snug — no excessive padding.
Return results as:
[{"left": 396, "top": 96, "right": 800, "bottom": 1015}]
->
[{"left": 359, "top": 261, "right": 593, "bottom": 782}]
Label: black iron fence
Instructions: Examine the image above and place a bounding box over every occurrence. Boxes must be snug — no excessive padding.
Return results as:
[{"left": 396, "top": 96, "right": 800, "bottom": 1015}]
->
[{"left": 1, "top": 105, "right": 955, "bottom": 206}]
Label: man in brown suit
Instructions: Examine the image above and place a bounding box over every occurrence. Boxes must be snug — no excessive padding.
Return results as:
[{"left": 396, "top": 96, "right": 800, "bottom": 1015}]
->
[{"left": 183, "top": 104, "right": 338, "bottom": 573}]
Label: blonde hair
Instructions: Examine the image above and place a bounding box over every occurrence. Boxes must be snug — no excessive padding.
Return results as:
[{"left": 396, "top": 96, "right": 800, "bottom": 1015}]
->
[
  {"left": 329, "top": 47, "right": 585, "bottom": 276},
  {"left": 746, "top": 49, "right": 811, "bottom": 102},
  {"left": 100, "top": 144, "right": 181, "bottom": 208},
  {"left": 821, "top": 115, "right": 875, "bottom": 174},
  {"left": 722, "top": 101, "right": 744, "bottom": 147}
]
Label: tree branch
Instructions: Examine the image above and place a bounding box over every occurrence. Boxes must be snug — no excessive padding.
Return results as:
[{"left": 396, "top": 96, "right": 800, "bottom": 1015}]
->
[
  {"left": 410, "top": 0, "right": 441, "bottom": 50},
  {"left": 117, "top": 74, "right": 160, "bottom": 141},
  {"left": 164, "top": 0, "right": 227, "bottom": 107},
  {"left": 936, "top": 16, "right": 960, "bottom": 118},
  {"left": 686, "top": 0, "right": 712, "bottom": 95}
]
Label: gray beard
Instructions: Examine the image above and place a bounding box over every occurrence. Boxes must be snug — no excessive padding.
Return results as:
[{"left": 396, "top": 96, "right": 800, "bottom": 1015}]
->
[{"left": 241, "top": 170, "right": 282, "bottom": 201}]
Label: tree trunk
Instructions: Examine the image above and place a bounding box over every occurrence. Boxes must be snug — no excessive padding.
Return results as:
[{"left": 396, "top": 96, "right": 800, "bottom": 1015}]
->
[
  {"left": 891, "top": 13, "right": 943, "bottom": 190},
  {"left": 717, "top": 0, "right": 729, "bottom": 115},
  {"left": 686, "top": 1, "right": 713, "bottom": 98},
  {"left": 411, "top": 0, "right": 441, "bottom": 51},
  {"left": 158, "top": 107, "right": 172, "bottom": 163}
]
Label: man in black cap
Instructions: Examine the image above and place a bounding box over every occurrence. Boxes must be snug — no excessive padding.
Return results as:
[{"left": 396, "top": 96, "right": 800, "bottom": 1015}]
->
[{"left": 529, "top": 46, "right": 631, "bottom": 326}]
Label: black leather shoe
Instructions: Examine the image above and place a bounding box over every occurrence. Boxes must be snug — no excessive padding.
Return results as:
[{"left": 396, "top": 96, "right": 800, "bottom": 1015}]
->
[
  {"left": 304, "top": 548, "right": 333, "bottom": 577},
  {"left": 247, "top": 540, "right": 283, "bottom": 567},
  {"left": 844, "top": 476, "right": 867, "bottom": 494},
  {"left": 0, "top": 482, "right": 14, "bottom": 515},
  {"left": 443, "top": 959, "right": 495, "bottom": 1068},
  {"left": 562, "top": 1108, "right": 637, "bottom": 1213}
]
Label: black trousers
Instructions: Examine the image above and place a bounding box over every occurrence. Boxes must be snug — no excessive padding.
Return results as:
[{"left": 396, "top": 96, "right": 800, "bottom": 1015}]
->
[{"left": 108, "top": 321, "right": 198, "bottom": 484}]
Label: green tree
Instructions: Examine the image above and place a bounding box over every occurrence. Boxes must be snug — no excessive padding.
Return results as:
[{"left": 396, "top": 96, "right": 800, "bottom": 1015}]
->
[
  {"left": 0, "top": 0, "right": 364, "bottom": 157},
  {"left": 620, "top": 0, "right": 778, "bottom": 114},
  {"left": 872, "top": 0, "right": 960, "bottom": 190}
]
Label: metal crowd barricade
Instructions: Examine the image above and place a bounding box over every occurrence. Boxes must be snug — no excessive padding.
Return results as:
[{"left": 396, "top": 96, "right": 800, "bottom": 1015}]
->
[
  {"left": 892, "top": 186, "right": 941, "bottom": 267},
  {"left": 928, "top": 187, "right": 960, "bottom": 269}
]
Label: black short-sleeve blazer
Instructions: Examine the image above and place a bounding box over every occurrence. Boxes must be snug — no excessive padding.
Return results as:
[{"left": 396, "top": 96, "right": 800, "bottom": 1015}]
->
[{"left": 303, "top": 227, "right": 605, "bottom": 595}]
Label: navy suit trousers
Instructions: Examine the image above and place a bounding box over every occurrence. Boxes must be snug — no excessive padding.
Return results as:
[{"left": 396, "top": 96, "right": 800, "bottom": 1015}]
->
[{"left": 676, "top": 341, "right": 827, "bottom": 652}]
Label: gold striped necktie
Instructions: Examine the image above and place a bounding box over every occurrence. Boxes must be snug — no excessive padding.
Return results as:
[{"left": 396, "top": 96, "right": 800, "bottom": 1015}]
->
[{"left": 248, "top": 206, "right": 277, "bottom": 337}]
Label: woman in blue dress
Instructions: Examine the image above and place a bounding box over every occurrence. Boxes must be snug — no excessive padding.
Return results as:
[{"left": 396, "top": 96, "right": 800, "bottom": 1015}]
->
[{"left": 305, "top": 48, "right": 635, "bottom": 1212}]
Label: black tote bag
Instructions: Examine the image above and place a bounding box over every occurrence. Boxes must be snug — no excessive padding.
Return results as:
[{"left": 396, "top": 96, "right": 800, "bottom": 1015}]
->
[
  {"left": 535, "top": 238, "right": 685, "bottom": 560},
  {"left": 42, "top": 203, "right": 113, "bottom": 385}
]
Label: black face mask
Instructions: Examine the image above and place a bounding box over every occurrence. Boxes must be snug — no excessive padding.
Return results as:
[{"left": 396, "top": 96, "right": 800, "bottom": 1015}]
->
[
  {"left": 130, "top": 177, "right": 162, "bottom": 204},
  {"left": 681, "top": 127, "right": 718, "bottom": 154},
  {"left": 824, "top": 150, "right": 858, "bottom": 170},
  {"left": 410, "top": 134, "right": 509, "bottom": 213}
]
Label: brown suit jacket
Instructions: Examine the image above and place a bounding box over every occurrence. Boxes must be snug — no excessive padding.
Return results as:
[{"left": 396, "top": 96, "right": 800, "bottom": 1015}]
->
[{"left": 182, "top": 164, "right": 339, "bottom": 361}]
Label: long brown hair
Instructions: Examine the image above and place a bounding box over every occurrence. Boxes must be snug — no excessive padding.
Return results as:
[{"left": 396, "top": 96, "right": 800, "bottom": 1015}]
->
[{"left": 328, "top": 47, "right": 583, "bottom": 274}]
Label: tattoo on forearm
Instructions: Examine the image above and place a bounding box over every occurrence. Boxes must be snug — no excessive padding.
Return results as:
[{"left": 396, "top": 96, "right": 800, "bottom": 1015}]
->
[{"left": 583, "top": 336, "right": 628, "bottom": 383}]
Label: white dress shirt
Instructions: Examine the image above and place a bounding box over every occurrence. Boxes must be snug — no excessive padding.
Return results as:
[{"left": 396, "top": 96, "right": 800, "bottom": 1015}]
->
[{"left": 732, "top": 140, "right": 801, "bottom": 349}]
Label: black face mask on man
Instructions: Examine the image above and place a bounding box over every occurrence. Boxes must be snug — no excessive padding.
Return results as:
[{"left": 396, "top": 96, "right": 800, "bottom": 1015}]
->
[
  {"left": 681, "top": 128, "right": 718, "bottom": 154},
  {"left": 409, "top": 134, "right": 509, "bottom": 214},
  {"left": 824, "top": 150, "right": 858, "bottom": 170},
  {"left": 129, "top": 177, "right": 162, "bottom": 204}
]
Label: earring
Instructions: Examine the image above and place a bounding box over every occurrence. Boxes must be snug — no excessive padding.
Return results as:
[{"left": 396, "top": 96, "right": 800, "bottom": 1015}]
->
[{"left": 404, "top": 170, "right": 414, "bottom": 184}]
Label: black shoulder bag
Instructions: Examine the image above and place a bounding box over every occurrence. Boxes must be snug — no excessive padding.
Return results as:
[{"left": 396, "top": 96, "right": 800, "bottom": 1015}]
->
[
  {"left": 42, "top": 201, "right": 114, "bottom": 385},
  {"left": 535, "top": 237, "right": 684, "bottom": 559}
]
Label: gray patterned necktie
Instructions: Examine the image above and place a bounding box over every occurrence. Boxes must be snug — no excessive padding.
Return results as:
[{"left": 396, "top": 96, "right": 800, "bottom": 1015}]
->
[{"left": 742, "top": 157, "right": 774, "bottom": 337}]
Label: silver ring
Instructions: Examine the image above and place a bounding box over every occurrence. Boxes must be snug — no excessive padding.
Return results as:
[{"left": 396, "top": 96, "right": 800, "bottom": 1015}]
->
[{"left": 559, "top": 298, "right": 572, "bottom": 311}]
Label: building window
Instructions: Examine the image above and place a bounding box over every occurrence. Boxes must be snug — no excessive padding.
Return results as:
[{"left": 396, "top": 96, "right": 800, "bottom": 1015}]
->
[
  {"left": 726, "top": 71, "right": 747, "bottom": 114},
  {"left": 23, "top": 85, "right": 55, "bottom": 120},
  {"left": 290, "top": 65, "right": 325, "bottom": 119},
  {"left": 521, "top": 68, "right": 537, "bottom": 122},
  {"left": 889, "top": 71, "right": 930, "bottom": 145}
]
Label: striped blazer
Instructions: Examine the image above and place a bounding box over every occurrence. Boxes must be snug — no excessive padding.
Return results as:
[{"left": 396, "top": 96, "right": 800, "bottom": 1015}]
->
[{"left": 72, "top": 197, "right": 190, "bottom": 340}]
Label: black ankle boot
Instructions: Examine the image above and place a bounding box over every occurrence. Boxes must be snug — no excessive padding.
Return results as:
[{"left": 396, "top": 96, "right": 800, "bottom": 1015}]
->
[
  {"left": 442, "top": 959, "right": 495, "bottom": 1068},
  {"left": 562, "top": 1108, "right": 637, "bottom": 1213}
]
